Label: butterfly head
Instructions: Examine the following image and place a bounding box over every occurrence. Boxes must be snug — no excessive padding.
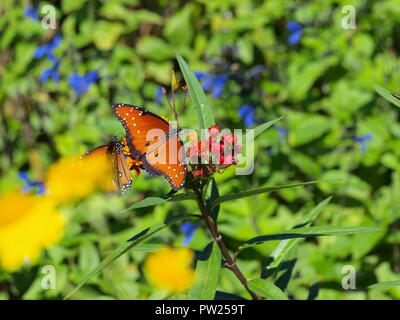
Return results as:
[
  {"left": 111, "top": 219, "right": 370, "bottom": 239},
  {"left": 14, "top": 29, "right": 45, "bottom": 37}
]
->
[{"left": 110, "top": 136, "right": 124, "bottom": 154}]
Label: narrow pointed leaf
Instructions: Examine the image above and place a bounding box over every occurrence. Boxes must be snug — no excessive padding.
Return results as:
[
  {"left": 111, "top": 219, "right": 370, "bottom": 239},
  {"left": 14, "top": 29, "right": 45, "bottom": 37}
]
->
[
  {"left": 239, "top": 226, "right": 380, "bottom": 251},
  {"left": 266, "top": 197, "right": 333, "bottom": 271},
  {"left": 214, "top": 291, "right": 247, "bottom": 300},
  {"left": 242, "top": 116, "right": 285, "bottom": 149},
  {"left": 374, "top": 84, "right": 400, "bottom": 108},
  {"left": 210, "top": 180, "right": 330, "bottom": 211},
  {"left": 176, "top": 53, "right": 215, "bottom": 129},
  {"left": 294, "top": 196, "right": 333, "bottom": 228},
  {"left": 368, "top": 281, "right": 400, "bottom": 289},
  {"left": 247, "top": 279, "right": 288, "bottom": 300},
  {"left": 124, "top": 193, "right": 196, "bottom": 212},
  {"left": 188, "top": 241, "right": 222, "bottom": 300}
]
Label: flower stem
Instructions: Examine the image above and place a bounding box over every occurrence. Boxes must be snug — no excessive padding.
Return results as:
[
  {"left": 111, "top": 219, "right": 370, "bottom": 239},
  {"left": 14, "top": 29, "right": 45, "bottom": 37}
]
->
[{"left": 195, "top": 189, "right": 261, "bottom": 300}]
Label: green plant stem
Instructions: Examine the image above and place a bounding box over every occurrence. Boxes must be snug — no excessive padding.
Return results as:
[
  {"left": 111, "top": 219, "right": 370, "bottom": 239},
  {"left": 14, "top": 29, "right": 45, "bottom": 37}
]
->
[{"left": 195, "top": 189, "right": 261, "bottom": 300}]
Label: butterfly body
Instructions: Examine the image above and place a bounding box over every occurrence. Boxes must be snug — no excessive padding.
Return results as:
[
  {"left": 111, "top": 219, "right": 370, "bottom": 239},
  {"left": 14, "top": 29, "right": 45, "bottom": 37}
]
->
[{"left": 112, "top": 104, "right": 186, "bottom": 191}]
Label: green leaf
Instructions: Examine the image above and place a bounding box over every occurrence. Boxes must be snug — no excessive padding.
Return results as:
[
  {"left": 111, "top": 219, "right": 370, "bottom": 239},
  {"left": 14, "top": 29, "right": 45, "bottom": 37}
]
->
[
  {"left": 237, "top": 36, "right": 254, "bottom": 64},
  {"left": 92, "top": 21, "right": 124, "bottom": 51},
  {"left": 374, "top": 84, "right": 400, "bottom": 108},
  {"left": 123, "top": 193, "right": 196, "bottom": 212},
  {"left": 239, "top": 226, "right": 380, "bottom": 251},
  {"left": 164, "top": 5, "right": 193, "bottom": 48},
  {"left": 125, "top": 197, "right": 165, "bottom": 210},
  {"left": 288, "top": 56, "right": 336, "bottom": 101},
  {"left": 242, "top": 116, "right": 284, "bottom": 149},
  {"left": 214, "top": 291, "right": 247, "bottom": 300},
  {"left": 294, "top": 196, "right": 333, "bottom": 228},
  {"left": 266, "top": 197, "right": 333, "bottom": 271},
  {"left": 210, "top": 180, "right": 328, "bottom": 211},
  {"left": 188, "top": 241, "right": 222, "bottom": 300},
  {"left": 247, "top": 279, "right": 288, "bottom": 300},
  {"left": 368, "top": 281, "right": 400, "bottom": 289},
  {"left": 64, "top": 214, "right": 193, "bottom": 299},
  {"left": 137, "top": 36, "right": 174, "bottom": 61},
  {"left": 176, "top": 53, "right": 215, "bottom": 129},
  {"left": 78, "top": 242, "right": 100, "bottom": 274},
  {"left": 288, "top": 112, "right": 333, "bottom": 147},
  {"left": 327, "top": 80, "right": 372, "bottom": 119},
  {"left": 62, "top": 0, "right": 86, "bottom": 12}
]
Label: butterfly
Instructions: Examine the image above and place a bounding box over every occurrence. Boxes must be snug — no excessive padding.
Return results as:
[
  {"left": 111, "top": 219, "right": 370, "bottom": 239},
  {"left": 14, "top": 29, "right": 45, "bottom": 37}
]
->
[
  {"left": 112, "top": 103, "right": 186, "bottom": 191},
  {"left": 82, "top": 136, "right": 133, "bottom": 195}
]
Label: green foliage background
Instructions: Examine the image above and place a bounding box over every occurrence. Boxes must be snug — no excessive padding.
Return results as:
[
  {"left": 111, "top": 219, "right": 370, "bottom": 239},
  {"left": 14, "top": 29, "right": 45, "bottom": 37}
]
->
[{"left": 1, "top": 0, "right": 400, "bottom": 300}]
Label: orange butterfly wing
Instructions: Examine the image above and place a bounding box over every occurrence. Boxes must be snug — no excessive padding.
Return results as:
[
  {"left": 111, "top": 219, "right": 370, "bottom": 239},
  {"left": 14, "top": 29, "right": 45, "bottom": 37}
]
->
[
  {"left": 112, "top": 104, "right": 170, "bottom": 157},
  {"left": 82, "top": 145, "right": 119, "bottom": 193},
  {"left": 82, "top": 138, "right": 132, "bottom": 195},
  {"left": 143, "top": 134, "right": 186, "bottom": 190},
  {"left": 109, "top": 138, "right": 133, "bottom": 194},
  {"left": 112, "top": 103, "right": 186, "bottom": 190}
]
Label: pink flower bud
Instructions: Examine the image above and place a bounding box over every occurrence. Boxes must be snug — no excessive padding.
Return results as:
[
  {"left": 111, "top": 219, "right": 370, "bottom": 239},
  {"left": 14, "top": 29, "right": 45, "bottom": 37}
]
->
[
  {"left": 211, "top": 142, "right": 221, "bottom": 154},
  {"left": 234, "top": 144, "right": 242, "bottom": 154},
  {"left": 222, "top": 134, "right": 238, "bottom": 146},
  {"left": 223, "top": 154, "right": 234, "bottom": 165},
  {"left": 198, "top": 140, "right": 210, "bottom": 154},
  {"left": 208, "top": 125, "right": 220, "bottom": 137},
  {"left": 187, "top": 145, "right": 198, "bottom": 158}
]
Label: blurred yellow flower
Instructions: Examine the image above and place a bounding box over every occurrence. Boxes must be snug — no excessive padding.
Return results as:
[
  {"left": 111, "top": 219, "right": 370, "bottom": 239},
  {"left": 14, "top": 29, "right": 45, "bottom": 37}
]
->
[
  {"left": 45, "top": 154, "right": 112, "bottom": 204},
  {"left": 0, "top": 193, "right": 65, "bottom": 272},
  {"left": 144, "top": 246, "right": 195, "bottom": 293}
]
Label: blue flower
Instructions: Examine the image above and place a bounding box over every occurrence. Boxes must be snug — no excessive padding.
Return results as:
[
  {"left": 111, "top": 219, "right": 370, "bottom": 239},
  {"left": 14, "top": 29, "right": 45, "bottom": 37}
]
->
[
  {"left": 155, "top": 86, "right": 164, "bottom": 104},
  {"left": 24, "top": 6, "right": 38, "bottom": 20},
  {"left": 34, "top": 35, "right": 62, "bottom": 84},
  {"left": 180, "top": 222, "right": 198, "bottom": 245},
  {"left": 238, "top": 105, "right": 256, "bottom": 127},
  {"left": 354, "top": 133, "right": 372, "bottom": 153},
  {"left": 34, "top": 34, "right": 62, "bottom": 62},
  {"left": 275, "top": 125, "right": 287, "bottom": 144},
  {"left": 211, "top": 75, "right": 228, "bottom": 98},
  {"left": 247, "top": 65, "right": 265, "bottom": 78},
  {"left": 18, "top": 172, "right": 45, "bottom": 195},
  {"left": 287, "top": 21, "right": 303, "bottom": 45},
  {"left": 40, "top": 59, "right": 60, "bottom": 83},
  {"left": 195, "top": 72, "right": 228, "bottom": 98},
  {"left": 68, "top": 71, "right": 99, "bottom": 95},
  {"left": 276, "top": 126, "right": 287, "bottom": 137},
  {"left": 194, "top": 71, "right": 206, "bottom": 80}
]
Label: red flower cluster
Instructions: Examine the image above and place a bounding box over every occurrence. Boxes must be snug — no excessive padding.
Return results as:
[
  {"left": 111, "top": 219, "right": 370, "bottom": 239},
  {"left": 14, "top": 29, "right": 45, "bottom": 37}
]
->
[{"left": 187, "top": 125, "right": 242, "bottom": 178}]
